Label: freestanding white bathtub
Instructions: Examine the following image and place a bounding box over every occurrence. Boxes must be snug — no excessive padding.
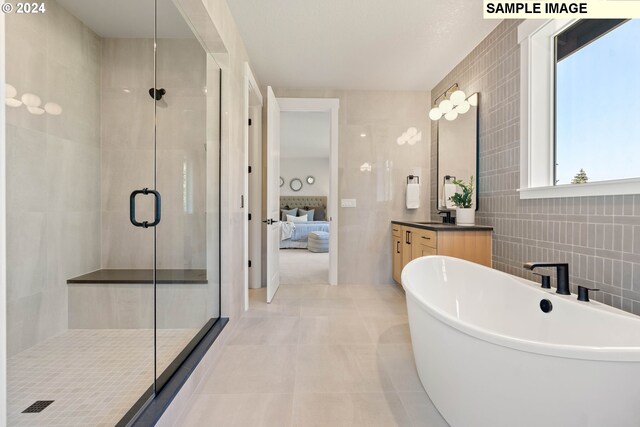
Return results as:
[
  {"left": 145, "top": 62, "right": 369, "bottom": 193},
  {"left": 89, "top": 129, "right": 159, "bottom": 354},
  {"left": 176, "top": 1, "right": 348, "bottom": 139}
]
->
[{"left": 402, "top": 256, "right": 640, "bottom": 427}]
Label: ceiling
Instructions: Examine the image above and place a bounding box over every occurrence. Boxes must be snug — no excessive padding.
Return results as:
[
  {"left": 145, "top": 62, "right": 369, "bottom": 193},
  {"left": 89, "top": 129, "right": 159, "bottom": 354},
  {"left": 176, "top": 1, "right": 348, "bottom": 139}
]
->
[
  {"left": 57, "top": 0, "right": 194, "bottom": 38},
  {"left": 281, "top": 112, "right": 330, "bottom": 159},
  {"left": 227, "top": 0, "right": 501, "bottom": 90}
]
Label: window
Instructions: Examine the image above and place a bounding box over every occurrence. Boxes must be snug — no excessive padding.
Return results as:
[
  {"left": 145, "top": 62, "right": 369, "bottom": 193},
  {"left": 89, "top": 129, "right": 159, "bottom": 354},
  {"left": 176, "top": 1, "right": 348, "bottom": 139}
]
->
[
  {"left": 518, "top": 19, "right": 640, "bottom": 199},
  {"left": 555, "top": 19, "right": 640, "bottom": 185}
]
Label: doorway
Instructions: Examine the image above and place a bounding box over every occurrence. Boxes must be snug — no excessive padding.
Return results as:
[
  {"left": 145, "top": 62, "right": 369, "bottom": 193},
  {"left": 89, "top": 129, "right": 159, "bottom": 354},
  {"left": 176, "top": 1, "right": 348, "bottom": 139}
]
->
[
  {"left": 279, "top": 111, "right": 331, "bottom": 286},
  {"left": 254, "top": 92, "right": 339, "bottom": 306}
]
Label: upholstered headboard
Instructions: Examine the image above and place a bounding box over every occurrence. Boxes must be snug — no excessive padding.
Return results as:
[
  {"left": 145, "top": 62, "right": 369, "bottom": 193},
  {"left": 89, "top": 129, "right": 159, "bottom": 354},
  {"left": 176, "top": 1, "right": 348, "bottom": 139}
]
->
[{"left": 280, "top": 196, "right": 327, "bottom": 210}]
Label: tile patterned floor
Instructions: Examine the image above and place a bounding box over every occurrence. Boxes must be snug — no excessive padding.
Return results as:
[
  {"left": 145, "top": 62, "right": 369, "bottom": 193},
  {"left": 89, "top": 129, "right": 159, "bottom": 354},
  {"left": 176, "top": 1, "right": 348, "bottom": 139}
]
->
[
  {"left": 178, "top": 284, "right": 450, "bottom": 426},
  {"left": 8, "top": 328, "right": 197, "bottom": 426}
]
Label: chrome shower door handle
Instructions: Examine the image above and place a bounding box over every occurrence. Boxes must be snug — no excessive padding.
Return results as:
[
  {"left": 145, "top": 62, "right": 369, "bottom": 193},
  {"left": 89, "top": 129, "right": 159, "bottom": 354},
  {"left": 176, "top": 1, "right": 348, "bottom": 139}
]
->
[{"left": 130, "top": 188, "right": 161, "bottom": 228}]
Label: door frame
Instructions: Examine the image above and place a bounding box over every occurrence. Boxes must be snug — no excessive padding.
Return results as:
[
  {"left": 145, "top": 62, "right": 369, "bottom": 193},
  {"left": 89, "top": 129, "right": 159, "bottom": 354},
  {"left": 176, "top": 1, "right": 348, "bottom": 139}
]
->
[
  {"left": 273, "top": 97, "right": 340, "bottom": 285},
  {"left": 243, "top": 63, "right": 263, "bottom": 311},
  {"left": 278, "top": 98, "right": 340, "bottom": 286},
  {"left": 243, "top": 96, "right": 340, "bottom": 310}
]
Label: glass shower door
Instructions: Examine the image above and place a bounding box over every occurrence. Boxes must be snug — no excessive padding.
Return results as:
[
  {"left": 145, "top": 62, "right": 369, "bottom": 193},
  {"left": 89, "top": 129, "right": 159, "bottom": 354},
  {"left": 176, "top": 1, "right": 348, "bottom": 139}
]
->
[
  {"left": 152, "top": 0, "right": 222, "bottom": 387},
  {"left": 5, "top": 0, "right": 158, "bottom": 425}
]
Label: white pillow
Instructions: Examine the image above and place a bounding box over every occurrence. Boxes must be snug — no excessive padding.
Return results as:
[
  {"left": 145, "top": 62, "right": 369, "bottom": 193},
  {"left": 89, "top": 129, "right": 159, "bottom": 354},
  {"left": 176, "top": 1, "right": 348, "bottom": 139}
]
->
[{"left": 286, "top": 214, "right": 308, "bottom": 223}]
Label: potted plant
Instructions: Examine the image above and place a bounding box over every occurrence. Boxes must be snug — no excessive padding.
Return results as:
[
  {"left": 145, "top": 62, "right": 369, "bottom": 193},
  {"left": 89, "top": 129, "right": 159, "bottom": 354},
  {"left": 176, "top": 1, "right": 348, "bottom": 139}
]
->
[{"left": 449, "top": 176, "right": 475, "bottom": 226}]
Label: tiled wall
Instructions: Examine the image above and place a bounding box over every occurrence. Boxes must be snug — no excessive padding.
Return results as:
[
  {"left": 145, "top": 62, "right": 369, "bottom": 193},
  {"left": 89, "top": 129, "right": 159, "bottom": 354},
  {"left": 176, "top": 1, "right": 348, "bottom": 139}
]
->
[
  {"left": 5, "top": 2, "right": 102, "bottom": 355},
  {"left": 274, "top": 89, "right": 431, "bottom": 285},
  {"left": 101, "top": 38, "right": 208, "bottom": 269},
  {"left": 430, "top": 19, "right": 640, "bottom": 314}
]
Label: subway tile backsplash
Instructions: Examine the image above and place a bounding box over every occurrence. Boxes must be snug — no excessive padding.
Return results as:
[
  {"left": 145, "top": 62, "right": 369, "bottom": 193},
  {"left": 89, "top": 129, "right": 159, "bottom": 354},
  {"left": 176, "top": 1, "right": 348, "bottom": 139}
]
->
[{"left": 430, "top": 20, "right": 640, "bottom": 315}]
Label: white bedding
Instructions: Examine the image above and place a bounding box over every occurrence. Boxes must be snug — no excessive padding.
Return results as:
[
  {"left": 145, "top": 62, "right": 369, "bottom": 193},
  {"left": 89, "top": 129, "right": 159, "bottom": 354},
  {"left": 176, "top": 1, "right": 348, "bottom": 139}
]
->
[{"left": 281, "top": 221, "right": 296, "bottom": 241}]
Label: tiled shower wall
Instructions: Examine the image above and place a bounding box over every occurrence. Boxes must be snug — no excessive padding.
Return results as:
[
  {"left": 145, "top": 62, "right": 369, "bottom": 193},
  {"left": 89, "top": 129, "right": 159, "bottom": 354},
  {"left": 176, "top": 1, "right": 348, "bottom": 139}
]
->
[
  {"left": 5, "top": 2, "right": 102, "bottom": 355},
  {"left": 430, "top": 19, "right": 640, "bottom": 314},
  {"left": 100, "top": 38, "right": 207, "bottom": 270}
]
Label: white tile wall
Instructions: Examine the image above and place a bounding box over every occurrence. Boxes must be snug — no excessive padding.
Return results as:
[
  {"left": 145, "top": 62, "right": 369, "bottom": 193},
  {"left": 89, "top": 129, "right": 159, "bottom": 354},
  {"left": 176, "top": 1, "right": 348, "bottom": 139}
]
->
[{"left": 5, "top": 1, "right": 102, "bottom": 356}]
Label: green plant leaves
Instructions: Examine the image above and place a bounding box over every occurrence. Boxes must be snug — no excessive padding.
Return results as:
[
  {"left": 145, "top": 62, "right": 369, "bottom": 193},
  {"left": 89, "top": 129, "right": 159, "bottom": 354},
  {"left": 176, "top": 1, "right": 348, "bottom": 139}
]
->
[{"left": 448, "top": 176, "right": 474, "bottom": 208}]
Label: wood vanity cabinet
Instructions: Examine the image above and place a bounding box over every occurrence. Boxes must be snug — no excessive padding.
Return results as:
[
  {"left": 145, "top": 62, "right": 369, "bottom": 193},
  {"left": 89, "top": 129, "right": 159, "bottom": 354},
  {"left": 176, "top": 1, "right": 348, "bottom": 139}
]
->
[
  {"left": 391, "top": 222, "right": 492, "bottom": 284},
  {"left": 392, "top": 225, "right": 403, "bottom": 283}
]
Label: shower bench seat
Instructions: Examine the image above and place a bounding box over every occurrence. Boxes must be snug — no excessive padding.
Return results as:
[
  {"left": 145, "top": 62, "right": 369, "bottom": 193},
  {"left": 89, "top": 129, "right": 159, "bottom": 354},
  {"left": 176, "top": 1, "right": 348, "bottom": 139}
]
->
[
  {"left": 67, "top": 269, "right": 212, "bottom": 329},
  {"left": 67, "top": 269, "right": 207, "bottom": 284}
]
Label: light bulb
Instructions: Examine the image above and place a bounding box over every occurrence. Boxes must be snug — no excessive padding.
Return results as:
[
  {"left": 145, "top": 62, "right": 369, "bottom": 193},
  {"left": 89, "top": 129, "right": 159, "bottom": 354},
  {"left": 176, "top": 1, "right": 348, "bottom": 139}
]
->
[
  {"left": 6, "top": 84, "right": 17, "bottom": 99},
  {"left": 456, "top": 101, "right": 470, "bottom": 114},
  {"left": 438, "top": 99, "right": 453, "bottom": 113},
  {"left": 429, "top": 107, "right": 442, "bottom": 121},
  {"left": 407, "top": 127, "right": 417, "bottom": 136},
  {"left": 450, "top": 90, "right": 466, "bottom": 106},
  {"left": 396, "top": 136, "right": 406, "bottom": 146},
  {"left": 444, "top": 110, "right": 458, "bottom": 121},
  {"left": 6, "top": 98, "right": 22, "bottom": 107},
  {"left": 468, "top": 93, "right": 478, "bottom": 107},
  {"left": 408, "top": 137, "right": 417, "bottom": 146},
  {"left": 27, "top": 106, "right": 45, "bottom": 115},
  {"left": 44, "top": 102, "right": 62, "bottom": 116},
  {"left": 21, "top": 93, "right": 41, "bottom": 107}
]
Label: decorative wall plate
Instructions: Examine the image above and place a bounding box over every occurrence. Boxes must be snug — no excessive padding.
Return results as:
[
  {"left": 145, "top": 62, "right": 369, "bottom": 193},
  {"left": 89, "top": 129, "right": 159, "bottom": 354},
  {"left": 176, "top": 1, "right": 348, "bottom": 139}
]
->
[
  {"left": 306, "top": 175, "right": 315, "bottom": 185},
  {"left": 290, "top": 178, "right": 303, "bottom": 192},
  {"left": 280, "top": 177, "right": 284, "bottom": 187}
]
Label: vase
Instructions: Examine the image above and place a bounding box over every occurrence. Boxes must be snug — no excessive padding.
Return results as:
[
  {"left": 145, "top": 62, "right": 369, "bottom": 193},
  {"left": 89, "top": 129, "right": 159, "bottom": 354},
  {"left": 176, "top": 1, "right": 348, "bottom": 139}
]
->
[{"left": 456, "top": 208, "right": 475, "bottom": 226}]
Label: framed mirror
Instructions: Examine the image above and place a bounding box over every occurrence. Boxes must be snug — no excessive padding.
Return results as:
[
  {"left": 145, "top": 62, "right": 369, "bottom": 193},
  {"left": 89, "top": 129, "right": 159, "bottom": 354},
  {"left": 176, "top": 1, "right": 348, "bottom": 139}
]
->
[
  {"left": 290, "top": 178, "right": 303, "bottom": 192},
  {"left": 437, "top": 93, "right": 479, "bottom": 211},
  {"left": 280, "top": 177, "right": 284, "bottom": 187},
  {"left": 306, "top": 175, "right": 315, "bottom": 185}
]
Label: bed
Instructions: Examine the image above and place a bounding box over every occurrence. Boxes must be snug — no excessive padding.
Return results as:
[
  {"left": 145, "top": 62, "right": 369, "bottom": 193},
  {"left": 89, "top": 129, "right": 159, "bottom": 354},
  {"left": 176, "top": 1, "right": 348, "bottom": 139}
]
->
[{"left": 280, "top": 196, "right": 330, "bottom": 249}]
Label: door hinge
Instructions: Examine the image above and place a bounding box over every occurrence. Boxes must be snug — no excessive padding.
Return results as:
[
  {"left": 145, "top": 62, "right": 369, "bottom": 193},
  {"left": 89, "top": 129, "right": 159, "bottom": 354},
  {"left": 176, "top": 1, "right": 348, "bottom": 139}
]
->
[
  {"left": 248, "top": 260, "right": 252, "bottom": 267},
  {"left": 248, "top": 213, "right": 252, "bottom": 221},
  {"left": 248, "top": 118, "right": 252, "bottom": 126},
  {"left": 248, "top": 166, "right": 252, "bottom": 173}
]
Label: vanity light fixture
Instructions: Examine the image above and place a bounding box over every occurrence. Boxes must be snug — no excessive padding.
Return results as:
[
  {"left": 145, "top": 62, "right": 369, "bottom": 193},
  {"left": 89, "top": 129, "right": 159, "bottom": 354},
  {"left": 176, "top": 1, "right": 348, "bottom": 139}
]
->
[{"left": 429, "top": 83, "right": 473, "bottom": 122}]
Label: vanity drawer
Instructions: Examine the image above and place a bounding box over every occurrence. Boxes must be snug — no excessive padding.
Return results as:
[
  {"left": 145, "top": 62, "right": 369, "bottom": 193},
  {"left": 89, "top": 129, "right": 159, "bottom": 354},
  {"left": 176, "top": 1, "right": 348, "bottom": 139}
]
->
[
  {"left": 416, "top": 229, "right": 437, "bottom": 249},
  {"left": 392, "top": 225, "right": 402, "bottom": 238}
]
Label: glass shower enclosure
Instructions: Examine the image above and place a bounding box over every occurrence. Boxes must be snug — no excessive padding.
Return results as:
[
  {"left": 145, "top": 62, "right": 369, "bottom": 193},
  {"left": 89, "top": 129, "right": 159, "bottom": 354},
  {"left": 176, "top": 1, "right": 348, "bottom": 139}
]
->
[{"left": 4, "top": 0, "right": 221, "bottom": 424}]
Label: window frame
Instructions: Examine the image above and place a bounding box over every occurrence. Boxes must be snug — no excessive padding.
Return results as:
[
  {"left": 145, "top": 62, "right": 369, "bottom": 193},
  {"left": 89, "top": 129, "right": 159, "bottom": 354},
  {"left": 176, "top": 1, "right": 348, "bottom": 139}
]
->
[{"left": 518, "top": 19, "right": 640, "bottom": 199}]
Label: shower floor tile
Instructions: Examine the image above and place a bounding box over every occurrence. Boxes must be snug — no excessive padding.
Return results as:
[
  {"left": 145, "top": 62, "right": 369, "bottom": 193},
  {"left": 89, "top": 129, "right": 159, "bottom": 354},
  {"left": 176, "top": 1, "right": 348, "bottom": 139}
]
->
[{"left": 7, "top": 328, "right": 197, "bottom": 426}]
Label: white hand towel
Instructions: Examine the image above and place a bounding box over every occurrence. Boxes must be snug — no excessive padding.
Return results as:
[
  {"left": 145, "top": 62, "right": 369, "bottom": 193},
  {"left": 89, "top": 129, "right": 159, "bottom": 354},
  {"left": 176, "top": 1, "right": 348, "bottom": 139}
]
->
[
  {"left": 442, "top": 183, "right": 457, "bottom": 209},
  {"left": 406, "top": 183, "right": 420, "bottom": 209}
]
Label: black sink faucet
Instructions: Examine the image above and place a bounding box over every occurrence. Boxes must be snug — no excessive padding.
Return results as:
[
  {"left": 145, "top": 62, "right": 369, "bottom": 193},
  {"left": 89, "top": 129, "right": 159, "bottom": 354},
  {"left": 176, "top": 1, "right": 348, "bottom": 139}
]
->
[
  {"left": 438, "top": 210, "right": 455, "bottom": 224},
  {"left": 523, "top": 262, "right": 571, "bottom": 295}
]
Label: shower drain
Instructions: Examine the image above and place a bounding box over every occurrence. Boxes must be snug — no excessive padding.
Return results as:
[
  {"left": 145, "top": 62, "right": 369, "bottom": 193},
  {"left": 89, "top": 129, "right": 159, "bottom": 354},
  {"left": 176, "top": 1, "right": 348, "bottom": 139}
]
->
[{"left": 22, "top": 400, "right": 54, "bottom": 413}]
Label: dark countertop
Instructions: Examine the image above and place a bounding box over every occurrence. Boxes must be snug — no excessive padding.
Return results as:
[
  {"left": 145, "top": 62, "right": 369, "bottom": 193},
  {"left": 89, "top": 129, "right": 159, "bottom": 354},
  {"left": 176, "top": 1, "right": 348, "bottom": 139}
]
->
[
  {"left": 391, "top": 220, "right": 493, "bottom": 232},
  {"left": 67, "top": 269, "right": 208, "bottom": 284}
]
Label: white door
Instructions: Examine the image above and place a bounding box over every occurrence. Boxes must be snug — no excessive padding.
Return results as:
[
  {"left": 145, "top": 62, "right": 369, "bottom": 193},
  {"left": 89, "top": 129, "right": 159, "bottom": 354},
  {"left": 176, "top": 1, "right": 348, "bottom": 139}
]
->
[{"left": 266, "top": 87, "right": 281, "bottom": 303}]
